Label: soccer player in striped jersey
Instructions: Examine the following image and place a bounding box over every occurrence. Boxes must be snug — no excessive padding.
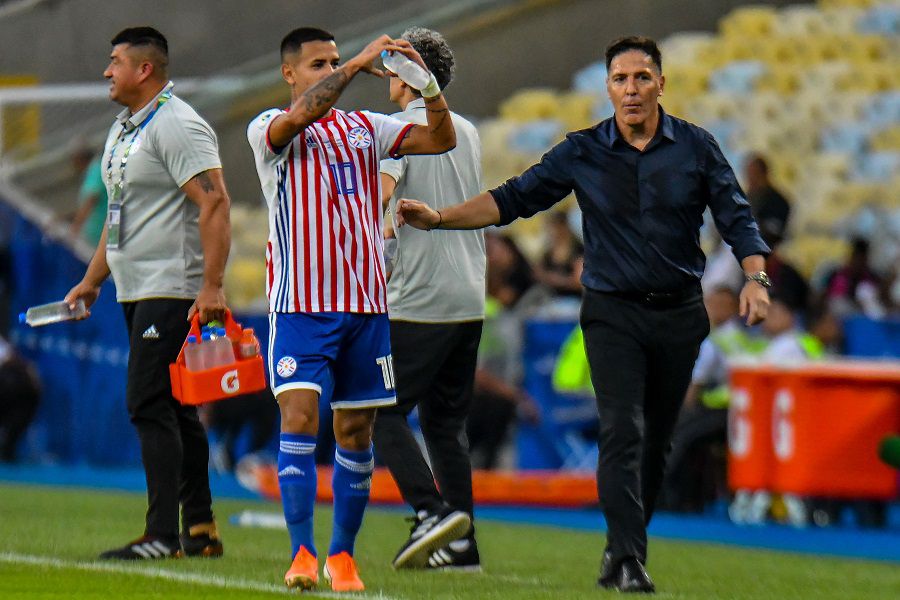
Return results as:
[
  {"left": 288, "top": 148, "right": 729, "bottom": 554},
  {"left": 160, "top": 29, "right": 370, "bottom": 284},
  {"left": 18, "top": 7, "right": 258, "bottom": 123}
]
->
[{"left": 247, "top": 27, "right": 456, "bottom": 592}]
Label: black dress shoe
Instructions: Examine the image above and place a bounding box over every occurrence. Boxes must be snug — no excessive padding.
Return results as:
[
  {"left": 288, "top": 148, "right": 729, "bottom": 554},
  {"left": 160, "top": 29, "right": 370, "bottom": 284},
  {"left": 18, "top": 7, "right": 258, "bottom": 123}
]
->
[
  {"left": 598, "top": 550, "right": 616, "bottom": 588},
  {"left": 616, "top": 558, "right": 655, "bottom": 594}
]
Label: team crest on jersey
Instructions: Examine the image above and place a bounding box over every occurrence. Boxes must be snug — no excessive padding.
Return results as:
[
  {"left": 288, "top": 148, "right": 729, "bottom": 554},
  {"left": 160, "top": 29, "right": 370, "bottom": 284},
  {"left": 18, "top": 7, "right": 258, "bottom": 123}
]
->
[
  {"left": 347, "top": 127, "right": 372, "bottom": 149},
  {"left": 276, "top": 356, "right": 297, "bottom": 378}
]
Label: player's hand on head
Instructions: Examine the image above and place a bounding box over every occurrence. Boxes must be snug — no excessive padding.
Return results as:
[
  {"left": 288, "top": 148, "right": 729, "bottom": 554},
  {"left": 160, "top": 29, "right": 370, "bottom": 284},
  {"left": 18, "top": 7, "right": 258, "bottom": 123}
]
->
[
  {"left": 395, "top": 198, "right": 439, "bottom": 230},
  {"left": 386, "top": 38, "right": 429, "bottom": 73},
  {"left": 350, "top": 34, "right": 394, "bottom": 78}
]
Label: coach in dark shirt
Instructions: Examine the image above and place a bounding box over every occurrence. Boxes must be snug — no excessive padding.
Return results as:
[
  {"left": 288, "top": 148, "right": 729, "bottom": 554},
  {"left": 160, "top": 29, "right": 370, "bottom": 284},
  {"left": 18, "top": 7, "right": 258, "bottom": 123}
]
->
[{"left": 397, "top": 36, "right": 770, "bottom": 593}]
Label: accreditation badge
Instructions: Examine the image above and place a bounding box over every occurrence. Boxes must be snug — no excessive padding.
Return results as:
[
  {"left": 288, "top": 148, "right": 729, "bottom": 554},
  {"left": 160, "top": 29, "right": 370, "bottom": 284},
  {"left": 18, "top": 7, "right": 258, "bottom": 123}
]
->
[{"left": 106, "top": 202, "right": 122, "bottom": 249}]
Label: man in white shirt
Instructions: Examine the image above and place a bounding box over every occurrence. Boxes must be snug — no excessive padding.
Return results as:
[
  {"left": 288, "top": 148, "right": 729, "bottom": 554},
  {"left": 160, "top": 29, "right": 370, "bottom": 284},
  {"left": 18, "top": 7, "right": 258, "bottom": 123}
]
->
[{"left": 374, "top": 27, "right": 485, "bottom": 572}]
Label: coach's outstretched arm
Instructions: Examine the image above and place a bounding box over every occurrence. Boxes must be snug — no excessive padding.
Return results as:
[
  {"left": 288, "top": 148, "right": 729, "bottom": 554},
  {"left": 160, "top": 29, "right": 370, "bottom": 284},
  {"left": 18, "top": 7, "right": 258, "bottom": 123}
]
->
[
  {"left": 396, "top": 193, "right": 500, "bottom": 231},
  {"left": 268, "top": 35, "right": 398, "bottom": 148}
]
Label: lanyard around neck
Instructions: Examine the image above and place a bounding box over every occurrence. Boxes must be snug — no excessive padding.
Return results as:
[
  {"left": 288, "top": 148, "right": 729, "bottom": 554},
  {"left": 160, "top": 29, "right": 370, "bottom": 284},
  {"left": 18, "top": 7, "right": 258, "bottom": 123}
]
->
[{"left": 106, "top": 84, "right": 173, "bottom": 200}]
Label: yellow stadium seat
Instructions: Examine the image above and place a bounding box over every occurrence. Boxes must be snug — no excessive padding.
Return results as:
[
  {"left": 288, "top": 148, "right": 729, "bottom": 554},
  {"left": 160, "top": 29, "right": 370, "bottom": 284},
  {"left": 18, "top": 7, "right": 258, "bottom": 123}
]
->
[
  {"left": 808, "top": 153, "right": 854, "bottom": 181},
  {"left": 818, "top": 0, "right": 876, "bottom": 9},
  {"left": 835, "top": 62, "right": 900, "bottom": 92},
  {"left": 498, "top": 89, "right": 562, "bottom": 122},
  {"left": 820, "top": 7, "right": 866, "bottom": 34},
  {"left": 681, "top": 93, "right": 744, "bottom": 123},
  {"left": 780, "top": 235, "right": 848, "bottom": 280},
  {"left": 796, "top": 62, "right": 853, "bottom": 93},
  {"left": 225, "top": 258, "right": 268, "bottom": 311},
  {"left": 755, "top": 65, "right": 802, "bottom": 93},
  {"left": 719, "top": 6, "right": 778, "bottom": 38},
  {"left": 660, "top": 32, "right": 717, "bottom": 65},
  {"left": 557, "top": 93, "right": 598, "bottom": 131},
  {"left": 662, "top": 65, "right": 710, "bottom": 95},
  {"left": 775, "top": 6, "right": 832, "bottom": 36},
  {"left": 870, "top": 125, "right": 900, "bottom": 151}
]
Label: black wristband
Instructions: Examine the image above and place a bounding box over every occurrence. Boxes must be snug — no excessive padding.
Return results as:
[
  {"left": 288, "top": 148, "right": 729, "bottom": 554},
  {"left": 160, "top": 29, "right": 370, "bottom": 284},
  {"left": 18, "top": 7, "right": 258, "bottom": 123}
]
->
[{"left": 432, "top": 210, "right": 442, "bottom": 231}]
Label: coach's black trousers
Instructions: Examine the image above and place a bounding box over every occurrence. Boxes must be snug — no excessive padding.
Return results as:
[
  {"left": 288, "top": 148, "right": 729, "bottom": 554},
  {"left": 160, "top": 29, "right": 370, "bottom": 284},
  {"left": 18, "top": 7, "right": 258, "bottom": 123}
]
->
[
  {"left": 123, "top": 299, "right": 214, "bottom": 539},
  {"left": 374, "top": 320, "right": 482, "bottom": 519},
  {"left": 581, "top": 287, "right": 708, "bottom": 567}
]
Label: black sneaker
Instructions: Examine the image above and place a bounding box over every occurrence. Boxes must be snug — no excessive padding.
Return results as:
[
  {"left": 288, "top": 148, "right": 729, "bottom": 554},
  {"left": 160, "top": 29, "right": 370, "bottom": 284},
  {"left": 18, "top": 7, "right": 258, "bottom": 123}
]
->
[
  {"left": 98, "top": 535, "right": 182, "bottom": 560},
  {"left": 180, "top": 521, "right": 224, "bottom": 558},
  {"left": 426, "top": 538, "right": 481, "bottom": 572},
  {"left": 391, "top": 507, "right": 471, "bottom": 569}
]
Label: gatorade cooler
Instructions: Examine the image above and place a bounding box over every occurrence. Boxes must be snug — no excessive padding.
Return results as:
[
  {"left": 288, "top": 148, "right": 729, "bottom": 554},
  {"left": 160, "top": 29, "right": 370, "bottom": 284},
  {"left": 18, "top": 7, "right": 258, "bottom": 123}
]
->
[
  {"left": 769, "top": 363, "right": 900, "bottom": 499},
  {"left": 169, "top": 311, "right": 266, "bottom": 405},
  {"left": 727, "top": 364, "right": 779, "bottom": 491}
]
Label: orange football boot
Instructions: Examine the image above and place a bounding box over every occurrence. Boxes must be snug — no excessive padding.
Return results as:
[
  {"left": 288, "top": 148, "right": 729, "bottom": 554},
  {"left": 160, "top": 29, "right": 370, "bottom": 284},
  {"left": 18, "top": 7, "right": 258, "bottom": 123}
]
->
[
  {"left": 323, "top": 552, "right": 365, "bottom": 592},
  {"left": 284, "top": 546, "right": 318, "bottom": 590}
]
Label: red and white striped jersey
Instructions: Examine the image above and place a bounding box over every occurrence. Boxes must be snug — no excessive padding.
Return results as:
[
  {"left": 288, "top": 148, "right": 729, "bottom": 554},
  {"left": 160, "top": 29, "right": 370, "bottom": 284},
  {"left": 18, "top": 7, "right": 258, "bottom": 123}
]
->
[{"left": 248, "top": 108, "right": 413, "bottom": 314}]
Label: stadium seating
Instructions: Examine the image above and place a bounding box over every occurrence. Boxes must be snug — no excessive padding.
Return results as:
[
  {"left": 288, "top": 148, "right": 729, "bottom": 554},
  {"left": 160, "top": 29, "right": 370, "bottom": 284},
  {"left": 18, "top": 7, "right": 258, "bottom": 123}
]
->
[
  {"left": 221, "top": 0, "right": 899, "bottom": 308},
  {"left": 469, "top": 0, "right": 900, "bottom": 280}
]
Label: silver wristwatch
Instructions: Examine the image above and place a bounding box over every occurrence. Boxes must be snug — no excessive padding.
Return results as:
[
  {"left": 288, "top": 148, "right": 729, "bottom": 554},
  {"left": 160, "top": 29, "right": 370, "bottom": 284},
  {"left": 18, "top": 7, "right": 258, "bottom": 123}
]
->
[{"left": 746, "top": 271, "right": 772, "bottom": 288}]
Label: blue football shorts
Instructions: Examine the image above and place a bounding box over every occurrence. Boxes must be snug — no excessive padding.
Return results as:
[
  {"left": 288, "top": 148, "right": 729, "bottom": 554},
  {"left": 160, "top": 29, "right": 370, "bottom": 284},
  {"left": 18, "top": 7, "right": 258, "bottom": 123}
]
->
[{"left": 267, "top": 311, "right": 397, "bottom": 409}]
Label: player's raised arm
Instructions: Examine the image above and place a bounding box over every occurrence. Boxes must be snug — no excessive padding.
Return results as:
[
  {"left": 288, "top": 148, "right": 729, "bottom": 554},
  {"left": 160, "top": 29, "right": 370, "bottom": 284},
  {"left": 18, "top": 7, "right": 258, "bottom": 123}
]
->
[
  {"left": 268, "top": 34, "right": 401, "bottom": 149},
  {"left": 388, "top": 40, "right": 457, "bottom": 156}
]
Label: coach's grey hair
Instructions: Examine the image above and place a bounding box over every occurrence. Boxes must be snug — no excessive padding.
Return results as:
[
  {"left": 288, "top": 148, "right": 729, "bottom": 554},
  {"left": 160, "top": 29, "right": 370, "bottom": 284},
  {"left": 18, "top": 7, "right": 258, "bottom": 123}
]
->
[{"left": 401, "top": 27, "right": 455, "bottom": 92}]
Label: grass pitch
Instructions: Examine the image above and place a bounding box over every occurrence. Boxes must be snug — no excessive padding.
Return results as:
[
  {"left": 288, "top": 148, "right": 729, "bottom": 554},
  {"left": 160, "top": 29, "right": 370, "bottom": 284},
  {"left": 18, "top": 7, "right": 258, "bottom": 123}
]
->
[{"left": 1, "top": 482, "right": 898, "bottom": 599}]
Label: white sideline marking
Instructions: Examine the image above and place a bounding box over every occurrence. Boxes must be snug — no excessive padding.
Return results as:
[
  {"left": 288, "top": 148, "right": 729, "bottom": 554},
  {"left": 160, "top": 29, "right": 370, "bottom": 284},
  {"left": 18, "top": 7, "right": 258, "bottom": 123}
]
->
[{"left": 0, "top": 552, "right": 400, "bottom": 600}]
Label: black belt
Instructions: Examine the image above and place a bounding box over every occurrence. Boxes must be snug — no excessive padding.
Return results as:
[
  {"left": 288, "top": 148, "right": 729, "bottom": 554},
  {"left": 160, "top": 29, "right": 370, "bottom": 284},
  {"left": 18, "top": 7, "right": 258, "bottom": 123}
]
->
[{"left": 593, "top": 284, "right": 702, "bottom": 307}]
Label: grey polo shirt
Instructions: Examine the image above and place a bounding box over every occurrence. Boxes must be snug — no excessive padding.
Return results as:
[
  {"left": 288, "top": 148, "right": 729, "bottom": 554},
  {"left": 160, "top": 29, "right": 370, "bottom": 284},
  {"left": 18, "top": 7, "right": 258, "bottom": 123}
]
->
[
  {"left": 101, "top": 82, "right": 222, "bottom": 302},
  {"left": 381, "top": 99, "right": 486, "bottom": 323}
]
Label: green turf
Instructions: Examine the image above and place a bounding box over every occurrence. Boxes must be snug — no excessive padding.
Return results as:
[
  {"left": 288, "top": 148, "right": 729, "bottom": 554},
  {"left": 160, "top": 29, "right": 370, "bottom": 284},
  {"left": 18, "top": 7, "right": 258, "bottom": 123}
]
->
[{"left": 1, "top": 482, "right": 898, "bottom": 599}]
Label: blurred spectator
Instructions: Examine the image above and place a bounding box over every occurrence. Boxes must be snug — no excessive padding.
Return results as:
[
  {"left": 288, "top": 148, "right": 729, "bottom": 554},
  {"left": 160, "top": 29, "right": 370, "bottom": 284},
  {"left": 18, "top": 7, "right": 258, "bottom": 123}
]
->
[
  {"left": 200, "top": 390, "right": 279, "bottom": 473},
  {"left": 823, "top": 238, "right": 887, "bottom": 319},
  {"left": 68, "top": 146, "right": 108, "bottom": 247},
  {"left": 761, "top": 297, "right": 825, "bottom": 362},
  {"left": 0, "top": 334, "right": 41, "bottom": 462},
  {"left": 662, "top": 287, "right": 761, "bottom": 512},
  {"left": 534, "top": 211, "right": 583, "bottom": 297},
  {"left": 467, "top": 233, "right": 542, "bottom": 469},
  {"left": 765, "top": 240, "right": 809, "bottom": 317},
  {"left": 743, "top": 154, "right": 791, "bottom": 245},
  {"left": 806, "top": 304, "right": 844, "bottom": 356}
]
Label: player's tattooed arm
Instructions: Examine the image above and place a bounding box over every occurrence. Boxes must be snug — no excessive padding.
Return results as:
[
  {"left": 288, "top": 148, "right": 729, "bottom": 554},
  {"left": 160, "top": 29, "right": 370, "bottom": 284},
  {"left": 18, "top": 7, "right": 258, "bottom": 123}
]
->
[
  {"left": 269, "top": 68, "right": 354, "bottom": 147},
  {"left": 300, "top": 69, "right": 351, "bottom": 116},
  {"left": 396, "top": 93, "right": 456, "bottom": 156},
  {"left": 269, "top": 35, "right": 397, "bottom": 148},
  {"left": 424, "top": 95, "right": 450, "bottom": 135}
]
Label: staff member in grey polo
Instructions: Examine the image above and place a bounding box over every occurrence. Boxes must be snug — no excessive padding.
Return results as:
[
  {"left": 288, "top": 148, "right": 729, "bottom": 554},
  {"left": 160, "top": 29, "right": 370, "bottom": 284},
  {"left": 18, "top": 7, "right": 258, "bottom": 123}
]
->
[
  {"left": 65, "top": 27, "right": 231, "bottom": 560},
  {"left": 373, "top": 27, "right": 486, "bottom": 571}
]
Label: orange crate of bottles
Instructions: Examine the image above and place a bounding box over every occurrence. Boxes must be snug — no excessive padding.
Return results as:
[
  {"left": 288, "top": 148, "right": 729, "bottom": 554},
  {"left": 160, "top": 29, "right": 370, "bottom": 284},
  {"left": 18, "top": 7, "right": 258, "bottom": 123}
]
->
[{"left": 169, "top": 311, "right": 266, "bottom": 406}]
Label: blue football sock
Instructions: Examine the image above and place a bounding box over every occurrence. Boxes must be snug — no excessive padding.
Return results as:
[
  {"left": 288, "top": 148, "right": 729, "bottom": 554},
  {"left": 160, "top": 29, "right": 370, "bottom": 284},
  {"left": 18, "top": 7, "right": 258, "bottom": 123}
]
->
[
  {"left": 277, "top": 433, "right": 317, "bottom": 558},
  {"left": 329, "top": 445, "right": 374, "bottom": 556}
]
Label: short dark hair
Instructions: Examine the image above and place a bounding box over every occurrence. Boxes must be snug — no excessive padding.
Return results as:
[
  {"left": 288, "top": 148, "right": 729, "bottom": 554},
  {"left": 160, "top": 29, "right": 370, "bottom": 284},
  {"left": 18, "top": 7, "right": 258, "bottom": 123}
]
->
[
  {"left": 111, "top": 27, "right": 168, "bottom": 57},
  {"left": 400, "top": 27, "right": 455, "bottom": 93},
  {"left": 746, "top": 153, "right": 770, "bottom": 175},
  {"left": 281, "top": 27, "right": 335, "bottom": 60},
  {"left": 111, "top": 27, "right": 169, "bottom": 73},
  {"left": 605, "top": 36, "right": 662, "bottom": 73}
]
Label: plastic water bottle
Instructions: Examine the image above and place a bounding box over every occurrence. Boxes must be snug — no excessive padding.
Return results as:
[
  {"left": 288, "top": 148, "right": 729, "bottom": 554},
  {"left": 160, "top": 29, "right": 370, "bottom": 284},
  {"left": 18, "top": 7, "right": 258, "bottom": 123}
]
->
[
  {"left": 212, "top": 327, "right": 236, "bottom": 366},
  {"left": 199, "top": 330, "right": 217, "bottom": 368},
  {"left": 239, "top": 328, "right": 260, "bottom": 359},
  {"left": 19, "top": 299, "right": 87, "bottom": 327},
  {"left": 381, "top": 50, "right": 431, "bottom": 89},
  {"left": 184, "top": 335, "right": 205, "bottom": 372}
]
